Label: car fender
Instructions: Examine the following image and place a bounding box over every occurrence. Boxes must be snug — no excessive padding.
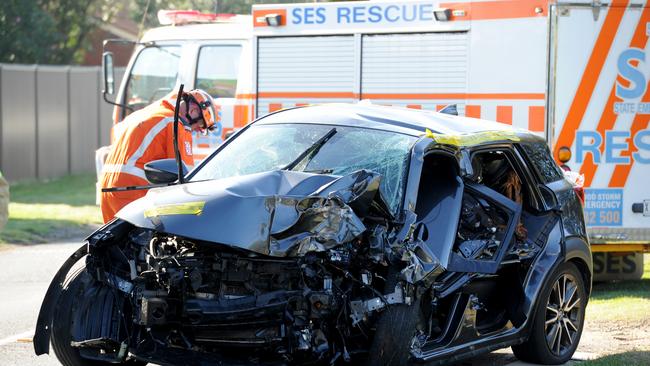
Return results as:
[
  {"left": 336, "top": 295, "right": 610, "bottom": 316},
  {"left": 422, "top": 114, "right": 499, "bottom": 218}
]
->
[
  {"left": 33, "top": 244, "right": 88, "bottom": 355},
  {"left": 564, "top": 235, "right": 593, "bottom": 296}
]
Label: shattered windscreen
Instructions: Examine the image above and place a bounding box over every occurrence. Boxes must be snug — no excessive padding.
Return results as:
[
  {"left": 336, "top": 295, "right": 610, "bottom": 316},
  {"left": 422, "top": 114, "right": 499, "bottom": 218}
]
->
[{"left": 191, "top": 124, "right": 416, "bottom": 213}]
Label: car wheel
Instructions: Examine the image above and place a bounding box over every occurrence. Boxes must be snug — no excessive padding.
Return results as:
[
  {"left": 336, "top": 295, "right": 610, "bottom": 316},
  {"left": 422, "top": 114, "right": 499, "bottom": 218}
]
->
[
  {"left": 366, "top": 270, "right": 422, "bottom": 366},
  {"left": 51, "top": 266, "right": 145, "bottom": 366},
  {"left": 512, "top": 262, "right": 586, "bottom": 364}
]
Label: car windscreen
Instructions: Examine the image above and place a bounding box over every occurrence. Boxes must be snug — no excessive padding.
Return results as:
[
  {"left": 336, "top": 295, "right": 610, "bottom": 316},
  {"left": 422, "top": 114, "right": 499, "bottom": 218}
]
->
[{"left": 190, "top": 123, "right": 416, "bottom": 213}]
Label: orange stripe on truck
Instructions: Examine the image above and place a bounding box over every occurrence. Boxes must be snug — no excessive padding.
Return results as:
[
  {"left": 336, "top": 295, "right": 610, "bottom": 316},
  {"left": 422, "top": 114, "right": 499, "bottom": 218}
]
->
[
  {"left": 579, "top": 88, "right": 621, "bottom": 187},
  {"left": 528, "top": 106, "right": 545, "bottom": 132},
  {"left": 465, "top": 105, "right": 481, "bottom": 118},
  {"left": 496, "top": 106, "right": 513, "bottom": 125},
  {"left": 260, "top": 92, "right": 358, "bottom": 99},
  {"left": 269, "top": 103, "right": 283, "bottom": 112},
  {"left": 364, "top": 93, "right": 544, "bottom": 100},
  {"left": 235, "top": 93, "right": 256, "bottom": 99},
  {"left": 583, "top": 5, "right": 650, "bottom": 187},
  {"left": 610, "top": 107, "right": 650, "bottom": 187},
  {"left": 441, "top": 0, "right": 548, "bottom": 21},
  {"left": 259, "top": 92, "right": 544, "bottom": 100},
  {"left": 234, "top": 105, "right": 252, "bottom": 128},
  {"left": 553, "top": 0, "right": 629, "bottom": 163},
  {"left": 609, "top": 6, "right": 650, "bottom": 187}
]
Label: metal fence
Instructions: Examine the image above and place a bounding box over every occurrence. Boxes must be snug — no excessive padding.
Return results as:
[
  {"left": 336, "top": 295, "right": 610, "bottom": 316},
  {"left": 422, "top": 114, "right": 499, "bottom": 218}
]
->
[{"left": 0, "top": 64, "right": 125, "bottom": 182}]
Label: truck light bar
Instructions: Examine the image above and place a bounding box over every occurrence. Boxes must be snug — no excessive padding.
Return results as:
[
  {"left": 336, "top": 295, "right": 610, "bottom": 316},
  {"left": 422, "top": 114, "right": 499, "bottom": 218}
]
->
[{"left": 157, "top": 10, "right": 236, "bottom": 26}]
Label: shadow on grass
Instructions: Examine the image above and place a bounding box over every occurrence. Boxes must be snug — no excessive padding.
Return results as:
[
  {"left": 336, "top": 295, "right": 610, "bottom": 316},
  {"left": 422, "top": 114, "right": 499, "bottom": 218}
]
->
[
  {"left": 581, "top": 350, "right": 650, "bottom": 366},
  {"left": 0, "top": 217, "right": 99, "bottom": 244},
  {"left": 8, "top": 174, "right": 97, "bottom": 207},
  {"left": 591, "top": 279, "right": 650, "bottom": 301}
]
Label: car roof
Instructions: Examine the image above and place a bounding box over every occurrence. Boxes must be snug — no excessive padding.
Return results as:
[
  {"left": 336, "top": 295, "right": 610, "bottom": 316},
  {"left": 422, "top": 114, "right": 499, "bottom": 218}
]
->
[{"left": 255, "top": 103, "right": 543, "bottom": 143}]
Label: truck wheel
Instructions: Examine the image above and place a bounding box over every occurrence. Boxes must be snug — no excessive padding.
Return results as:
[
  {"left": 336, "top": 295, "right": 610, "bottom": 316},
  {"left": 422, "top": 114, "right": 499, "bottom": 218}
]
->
[
  {"left": 50, "top": 266, "right": 145, "bottom": 366},
  {"left": 512, "top": 262, "right": 586, "bottom": 364}
]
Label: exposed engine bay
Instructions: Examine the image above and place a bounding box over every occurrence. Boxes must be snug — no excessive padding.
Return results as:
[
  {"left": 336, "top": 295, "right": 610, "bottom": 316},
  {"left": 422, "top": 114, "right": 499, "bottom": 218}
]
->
[{"left": 53, "top": 161, "right": 555, "bottom": 365}]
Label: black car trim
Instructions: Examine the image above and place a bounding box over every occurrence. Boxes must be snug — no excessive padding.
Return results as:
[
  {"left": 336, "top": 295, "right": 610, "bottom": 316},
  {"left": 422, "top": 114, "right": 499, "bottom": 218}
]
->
[
  {"left": 446, "top": 182, "right": 522, "bottom": 274},
  {"left": 33, "top": 244, "right": 88, "bottom": 355}
]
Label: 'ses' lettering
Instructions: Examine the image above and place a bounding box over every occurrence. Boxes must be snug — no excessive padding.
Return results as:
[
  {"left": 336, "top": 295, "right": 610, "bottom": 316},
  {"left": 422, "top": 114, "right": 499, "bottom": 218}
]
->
[{"left": 617, "top": 48, "right": 646, "bottom": 99}]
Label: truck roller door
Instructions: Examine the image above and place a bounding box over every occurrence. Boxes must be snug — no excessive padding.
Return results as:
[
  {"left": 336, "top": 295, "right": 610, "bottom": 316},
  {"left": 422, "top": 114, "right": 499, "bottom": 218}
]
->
[
  {"left": 361, "top": 32, "right": 469, "bottom": 113},
  {"left": 257, "top": 36, "right": 356, "bottom": 116}
]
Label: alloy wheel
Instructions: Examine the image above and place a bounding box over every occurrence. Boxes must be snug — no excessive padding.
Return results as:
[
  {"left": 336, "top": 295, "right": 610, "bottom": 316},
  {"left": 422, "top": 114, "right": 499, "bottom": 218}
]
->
[{"left": 544, "top": 273, "right": 582, "bottom": 356}]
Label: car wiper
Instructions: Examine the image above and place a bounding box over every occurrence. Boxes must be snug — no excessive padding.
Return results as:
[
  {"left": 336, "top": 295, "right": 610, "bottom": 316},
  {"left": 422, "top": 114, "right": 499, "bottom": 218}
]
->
[{"left": 283, "top": 128, "right": 337, "bottom": 171}]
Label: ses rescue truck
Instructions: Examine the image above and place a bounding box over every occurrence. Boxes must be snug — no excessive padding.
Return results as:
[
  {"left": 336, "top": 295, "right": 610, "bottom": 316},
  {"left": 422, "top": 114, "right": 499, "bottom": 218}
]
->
[
  {"left": 104, "top": 1, "right": 649, "bottom": 280},
  {"left": 248, "top": 0, "right": 650, "bottom": 280}
]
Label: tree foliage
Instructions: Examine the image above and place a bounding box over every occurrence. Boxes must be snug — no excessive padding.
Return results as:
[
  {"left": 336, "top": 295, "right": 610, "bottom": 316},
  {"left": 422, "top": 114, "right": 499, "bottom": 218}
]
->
[{"left": 0, "top": 0, "right": 121, "bottom": 64}]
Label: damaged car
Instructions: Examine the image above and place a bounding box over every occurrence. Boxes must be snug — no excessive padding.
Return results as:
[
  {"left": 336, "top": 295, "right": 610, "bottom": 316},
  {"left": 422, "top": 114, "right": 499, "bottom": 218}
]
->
[{"left": 34, "top": 104, "right": 592, "bottom": 366}]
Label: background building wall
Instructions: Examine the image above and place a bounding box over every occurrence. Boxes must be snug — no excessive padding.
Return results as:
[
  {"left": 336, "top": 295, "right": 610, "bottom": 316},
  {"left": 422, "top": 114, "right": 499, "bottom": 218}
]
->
[{"left": 0, "top": 64, "right": 125, "bottom": 182}]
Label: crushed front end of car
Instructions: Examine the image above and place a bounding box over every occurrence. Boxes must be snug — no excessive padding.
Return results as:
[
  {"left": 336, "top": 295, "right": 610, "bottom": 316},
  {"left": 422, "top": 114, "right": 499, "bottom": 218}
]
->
[{"left": 35, "top": 169, "right": 432, "bottom": 365}]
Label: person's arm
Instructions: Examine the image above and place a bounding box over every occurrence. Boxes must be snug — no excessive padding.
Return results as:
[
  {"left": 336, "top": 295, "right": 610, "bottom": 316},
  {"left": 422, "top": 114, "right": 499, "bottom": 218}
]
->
[{"left": 165, "top": 122, "right": 195, "bottom": 170}]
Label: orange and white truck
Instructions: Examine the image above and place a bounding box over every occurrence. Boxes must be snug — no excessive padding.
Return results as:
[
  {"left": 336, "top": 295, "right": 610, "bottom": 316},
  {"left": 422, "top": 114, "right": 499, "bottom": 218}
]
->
[
  {"left": 104, "top": 1, "right": 650, "bottom": 279},
  {"left": 249, "top": 0, "right": 650, "bottom": 279}
]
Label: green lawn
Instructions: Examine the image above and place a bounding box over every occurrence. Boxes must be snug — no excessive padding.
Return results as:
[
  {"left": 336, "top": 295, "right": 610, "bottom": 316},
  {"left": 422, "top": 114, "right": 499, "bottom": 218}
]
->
[
  {"left": 586, "top": 255, "right": 650, "bottom": 323},
  {"left": 581, "top": 351, "right": 650, "bottom": 366},
  {"left": 581, "top": 255, "right": 650, "bottom": 364},
  {"left": 0, "top": 174, "right": 102, "bottom": 244}
]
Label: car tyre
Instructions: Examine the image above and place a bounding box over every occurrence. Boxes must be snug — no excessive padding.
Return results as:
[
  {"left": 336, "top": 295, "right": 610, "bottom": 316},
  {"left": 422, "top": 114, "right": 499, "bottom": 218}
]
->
[
  {"left": 51, "top": 266, "right": 145, "bottom": 366},
  {"left": 512, "top": 262, "right": 586, "bottom": 364},
  {"left": 366, "top": 270, "right": 422, "bottom": 366}
]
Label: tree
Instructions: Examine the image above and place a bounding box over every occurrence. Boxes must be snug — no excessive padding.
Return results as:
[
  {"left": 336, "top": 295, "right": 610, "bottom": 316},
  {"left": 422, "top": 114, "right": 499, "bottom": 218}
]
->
[{"left": 0, "top": 0, "right": 122, "bottom": 64}]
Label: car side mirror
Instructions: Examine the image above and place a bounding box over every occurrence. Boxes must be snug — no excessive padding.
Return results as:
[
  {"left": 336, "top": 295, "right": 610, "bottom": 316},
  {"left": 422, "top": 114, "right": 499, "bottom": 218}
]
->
[
  {"left": 102, "top": 51, "right": 115, "bottom": 95},
  {"left": 144, "top": 159, "right": 188, "bottom": 184}
]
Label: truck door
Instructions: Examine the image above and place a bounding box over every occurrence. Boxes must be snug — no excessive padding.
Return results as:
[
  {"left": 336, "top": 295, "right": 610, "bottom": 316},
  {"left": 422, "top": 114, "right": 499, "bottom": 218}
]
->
[
  {"left": 550, "top": 1, "right": 649, "bottom": 278},
  {"left": 193, "top": 44, "right": 245, "bottom": 161}
]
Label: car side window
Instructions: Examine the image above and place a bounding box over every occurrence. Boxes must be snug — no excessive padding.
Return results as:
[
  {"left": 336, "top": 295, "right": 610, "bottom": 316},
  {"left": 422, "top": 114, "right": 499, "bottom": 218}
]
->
[
  {"left": 519, "top": 142, "right": 564, "bottom": 184},
  {"left": 470, "top": 150, "right": 531, "bottom": 209},
  {"left": 195, "top": 45, "right": 242, "bottom": 98}
]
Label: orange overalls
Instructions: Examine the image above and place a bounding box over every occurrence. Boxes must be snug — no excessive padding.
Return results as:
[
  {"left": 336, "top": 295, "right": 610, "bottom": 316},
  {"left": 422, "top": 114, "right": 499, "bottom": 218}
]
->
[{"left": 100, "top": 96, "right": 194, "bottom": 223}]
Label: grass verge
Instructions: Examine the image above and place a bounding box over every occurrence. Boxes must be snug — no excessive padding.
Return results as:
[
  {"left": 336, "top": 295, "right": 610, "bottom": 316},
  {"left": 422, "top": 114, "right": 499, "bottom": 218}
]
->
[
  {"left": 581, "top": 350, "right": 650, "bottom": 366},
  {"left": 0, "top": 174, "right": 102, "bottom": 244},
  {"left": 586, "top": 255, "right": 650, "bottom": 323}
]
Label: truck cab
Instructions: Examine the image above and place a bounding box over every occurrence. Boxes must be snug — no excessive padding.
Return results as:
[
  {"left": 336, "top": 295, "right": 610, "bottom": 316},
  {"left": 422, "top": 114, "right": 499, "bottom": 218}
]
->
[{"left": 103, "top": 11, "right": 254, "bottom": 164}]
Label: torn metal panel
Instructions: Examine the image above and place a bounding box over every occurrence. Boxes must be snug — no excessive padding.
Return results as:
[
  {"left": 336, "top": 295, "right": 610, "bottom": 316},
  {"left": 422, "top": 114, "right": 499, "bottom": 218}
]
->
[
  {"left": 400, "top": 241, "right": 444, "bottom": 285},
  {"left": 117, "top": 169, "right": 387, "bottom": 257},
  {"left": 269, "top": 196, "right": 366, "bottom": 256}
]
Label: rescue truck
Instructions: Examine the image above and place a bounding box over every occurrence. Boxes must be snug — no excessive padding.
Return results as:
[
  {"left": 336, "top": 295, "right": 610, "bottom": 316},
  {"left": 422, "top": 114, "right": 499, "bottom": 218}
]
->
[
  {"left": 102, "top": 1, "right": 650, "bottom": 280},
  {"left": 248, "top": 0, "right": 650, "bottom": 280}
]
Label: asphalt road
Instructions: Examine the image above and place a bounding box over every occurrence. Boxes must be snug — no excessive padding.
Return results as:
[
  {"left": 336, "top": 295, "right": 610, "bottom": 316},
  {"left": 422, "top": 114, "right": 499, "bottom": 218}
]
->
[
  {"left": 0, "top": 241, "right": 81, "bottom": 366},
  {"left": 0, "top": 241, "right": 569, "bottom": 366}
]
